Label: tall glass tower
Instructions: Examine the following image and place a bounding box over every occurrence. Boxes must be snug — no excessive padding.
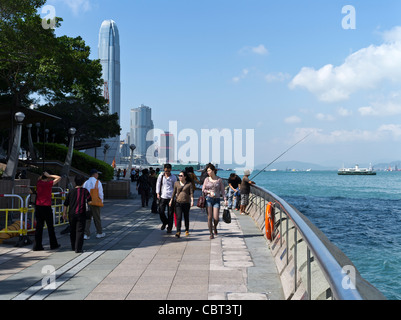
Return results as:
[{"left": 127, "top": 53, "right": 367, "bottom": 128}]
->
[
  {"left": 130, "top": 105, "right": 154, "bottom": 163},
  {"left": 87, "top": 20, "right": 121, "bottom": 165}
]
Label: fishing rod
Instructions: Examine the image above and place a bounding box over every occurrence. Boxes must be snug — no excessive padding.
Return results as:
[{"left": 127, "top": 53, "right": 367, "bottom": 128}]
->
[{"left": 250, "top": 132, "right": 313, "bottom": 181}]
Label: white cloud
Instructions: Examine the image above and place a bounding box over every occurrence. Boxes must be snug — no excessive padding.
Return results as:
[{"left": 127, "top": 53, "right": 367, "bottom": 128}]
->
[
  {"left": 289, "top": 26, "right": 401, "bottom": 102},
  {"left": 359, "top": 99, "right": 401, "bottom": 116},
  {"left": 284, "top": 115, "right": 302, "bottom": 124},
  {"left": 315, "top": 113, "right": 335, "bottom": 121},
  {"left": 232, "top": 68, "right": 249, "bottom": 83},
  {"left": 337, "top": 107, "right": 352, "bottom": 117},
  {"left": 239, "top": 44, "right": 269, "bottom": 56},
  {"left": 51, "top": 0, "right": 91, "bottom": 15},
  {"left": 252, "top": 44, "right": 268, "bottom": 55},
  {"left": 265, "top": 72, "right": 291, "bottom": 83},
  {"left": 292, "top": 124, "right": 401, "bottom": 144}
]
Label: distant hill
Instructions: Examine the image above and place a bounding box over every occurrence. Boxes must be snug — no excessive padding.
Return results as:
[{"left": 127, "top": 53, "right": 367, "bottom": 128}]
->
[
  {"left": 372, "top": 161, "right": 401, "bottom": 171},
  {"left": 255, "top": 161, "right": 337, "bottom": 171}
]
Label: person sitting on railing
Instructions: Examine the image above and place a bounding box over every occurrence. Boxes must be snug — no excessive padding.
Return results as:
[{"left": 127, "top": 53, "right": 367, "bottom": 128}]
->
[{"left": 240, "top": 169, "right": 255, "bottom": 215}]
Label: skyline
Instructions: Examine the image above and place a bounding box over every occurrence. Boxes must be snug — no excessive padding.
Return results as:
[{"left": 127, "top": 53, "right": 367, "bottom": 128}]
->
[{"left": 43, "top": 0, "right": 401, "bottom": 167}]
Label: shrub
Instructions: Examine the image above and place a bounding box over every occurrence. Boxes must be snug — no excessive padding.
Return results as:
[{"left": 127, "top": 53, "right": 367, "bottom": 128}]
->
[{"left": 34, "top": 143, "right": 114, "bottom": 181}]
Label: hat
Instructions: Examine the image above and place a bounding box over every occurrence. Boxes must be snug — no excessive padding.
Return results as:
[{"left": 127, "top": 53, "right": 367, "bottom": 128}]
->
[
  {"left": 90, "top": 169, "right": 102, "bottom": 175},
  {"left": 244, "top": 169, "right": 251, "bottom": 176}
]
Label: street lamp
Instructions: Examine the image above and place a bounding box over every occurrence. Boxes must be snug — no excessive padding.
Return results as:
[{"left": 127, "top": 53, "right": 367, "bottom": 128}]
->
[
  {"left": 35, "top": 122, "right": 40, "bottom": 143},
  {"left": 26, "top": 123, "right": 36, "bottom": 160},
  {"left": 60, "top": 127, "right": 77, "bottom": 178},
  {"left": 3, "top": 112, "right": 25, "bottom": 180},
  {"left": 103, "top": 144, "right": 110, "bottom": 162},
  {"left": 125, "top": 144, "right": 136, "bottom": 179}
]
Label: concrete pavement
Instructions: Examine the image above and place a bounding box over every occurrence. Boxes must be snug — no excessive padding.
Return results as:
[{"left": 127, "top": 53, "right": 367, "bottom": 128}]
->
[{"left": 0, "top": 190, "right": 284, "bottom": 300}]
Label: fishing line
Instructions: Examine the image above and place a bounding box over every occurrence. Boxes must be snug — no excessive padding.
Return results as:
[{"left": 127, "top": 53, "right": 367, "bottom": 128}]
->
[{"left": 250, "top": 132, "right": 313, "bottom": 181}]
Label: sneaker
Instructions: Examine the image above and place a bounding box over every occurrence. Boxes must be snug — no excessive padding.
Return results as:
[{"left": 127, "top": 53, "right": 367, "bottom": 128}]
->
[
  {"left": 161, "top": 224, "right": 166, "bottom": 230},
  {"left": 175, "top": 232, "right": 181, "bottom": 238},
  {"left": 84, "top": 235, "right": 90, "bottom": 240},
  {"left": 96, "top": 233, "right": 106, "bottom": 239},
  {"left": 185, "top": 231, "right": 189, "bottom": 236}
]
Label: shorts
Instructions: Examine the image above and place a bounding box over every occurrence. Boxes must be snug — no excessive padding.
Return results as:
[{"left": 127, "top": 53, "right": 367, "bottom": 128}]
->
[
  {"left": 240, "top": 194, "right": 249, "bottom": 206},
  {"left": 206, "top": 196, "right": 221, "bottom": 209}
]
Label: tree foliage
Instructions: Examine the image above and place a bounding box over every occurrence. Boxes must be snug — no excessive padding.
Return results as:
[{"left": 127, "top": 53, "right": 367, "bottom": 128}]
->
[{"left": 0, "top": 0, "right": 120, "bottom": 145}]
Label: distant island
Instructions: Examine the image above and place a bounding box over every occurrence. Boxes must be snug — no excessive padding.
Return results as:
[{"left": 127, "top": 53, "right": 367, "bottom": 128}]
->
[{"left": 251, "top": 160, "right": 401, "bottom": 172}]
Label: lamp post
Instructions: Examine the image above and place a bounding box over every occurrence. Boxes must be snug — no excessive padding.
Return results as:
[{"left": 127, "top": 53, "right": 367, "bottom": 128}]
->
[
  {"left": 60, "top": 127, "right": 76, "bottom": 178},
  {"left": 35, "top": 122, "right": 40, "bottom": 143},
  {"left": 125, "top": 144, "right": 136, "bottom": 179},
  {"left": 103, "top": 144, "right": 110, "bottom": 162},
  {"left": 3, "top": 112, "right": 25, "bottom": 180},
  {"left": 26, "top": 124, "right": 36, "bottom": 161}
]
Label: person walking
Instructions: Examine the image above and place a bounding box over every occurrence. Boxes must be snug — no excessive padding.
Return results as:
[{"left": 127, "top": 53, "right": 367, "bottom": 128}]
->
[
  {"left": 202, "top": 164, "right": 227, "bottom": 239},
  {"left": 83, "top": 169, "right": 105, "bottom": 239},
  {"left": 240, "top": 169, "right": 255, "bottom": 215},
  {"left": 169, "top": 171, "right": 194, "bottom": 238},
  {"left": 149, "top": 168, "right": 158, "bottom": 213},
  {"left": 227, "top": 173, "right": 242, "bottom": 210},
  {"left": 33, "top": 171, "right": 61, "bottom": 251},
  {"left": 63, "top": 175, "right": 91, "bottom": 253},
  {"left": 136, "top": 168, "right": 151, "bottom": 207},
  {"left": 156, "top": 163, "right": 177, "bottom": 233}
]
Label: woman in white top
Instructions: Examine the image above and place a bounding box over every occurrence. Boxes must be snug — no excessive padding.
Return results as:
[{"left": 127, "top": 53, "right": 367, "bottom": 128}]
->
[{"left": 202, "top": 164, "right": 227, "bottom": 239}]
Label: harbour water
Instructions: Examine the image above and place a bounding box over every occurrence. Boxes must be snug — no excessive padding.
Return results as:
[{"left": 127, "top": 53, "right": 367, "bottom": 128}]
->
[{"left": 218, "top": 170, "right": 401, "bottom": 300}]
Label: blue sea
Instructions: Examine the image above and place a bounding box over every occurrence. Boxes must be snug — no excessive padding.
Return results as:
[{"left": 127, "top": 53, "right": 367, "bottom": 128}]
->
[{"left": 218, "top": 170, "right": 401, "bottom": 300}]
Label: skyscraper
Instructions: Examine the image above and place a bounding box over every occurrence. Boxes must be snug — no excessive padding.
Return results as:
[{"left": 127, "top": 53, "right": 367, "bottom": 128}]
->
[
  {"left": 86, "top": 20, "right": 121, "bottom": 164},
  {"left": 130, "top": 105, "right": 154, "bottom": 162}
]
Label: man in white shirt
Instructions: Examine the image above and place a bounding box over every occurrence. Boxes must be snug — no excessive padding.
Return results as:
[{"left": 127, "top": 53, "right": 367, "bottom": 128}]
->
[
  {"left": 83, "top": 169, "right": 105, "bottom": 239},
  {"left": 156, "top": 163, "right": 177, "bottom": 233}
]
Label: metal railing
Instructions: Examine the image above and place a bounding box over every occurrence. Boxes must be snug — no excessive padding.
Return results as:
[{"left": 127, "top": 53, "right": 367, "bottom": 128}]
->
[{"left": 222, "top": 179, "right": 385, "bottom": 300}]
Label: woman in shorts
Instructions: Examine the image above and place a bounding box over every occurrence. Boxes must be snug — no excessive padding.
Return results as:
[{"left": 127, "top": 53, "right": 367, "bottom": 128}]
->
[{"left": 202, "top": 164, "right": 227, "bottom": 239}]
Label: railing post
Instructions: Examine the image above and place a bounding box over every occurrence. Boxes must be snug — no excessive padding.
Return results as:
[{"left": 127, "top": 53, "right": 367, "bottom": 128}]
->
[
  {"left": 294, "top": 228, "right": 298, "bottom": 292},
  {"left": 307, "top": 247, "right": 312, "bottom": 300},
  {"left": 286, "top": 215, "right": 289, "bottom": 265},
  {"left": 279, "top": 207, "right": 283, "bottom": 248}
]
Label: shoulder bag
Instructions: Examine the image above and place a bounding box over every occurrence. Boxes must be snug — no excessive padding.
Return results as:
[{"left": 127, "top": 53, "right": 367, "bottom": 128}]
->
[{"left": 89, "top": 180, "right": 104, "bottom": 207}]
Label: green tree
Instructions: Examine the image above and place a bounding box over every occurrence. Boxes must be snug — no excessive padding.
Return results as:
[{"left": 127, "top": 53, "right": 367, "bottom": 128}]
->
[{"left": 0, "top": 0, "right": 120, "bottom": 146}]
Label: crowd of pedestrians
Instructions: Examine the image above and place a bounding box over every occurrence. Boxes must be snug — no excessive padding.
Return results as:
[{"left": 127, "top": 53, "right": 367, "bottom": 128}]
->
[
  {"left": 32, "top": 163, "right": 255, "bottom": 253},
  {"left": 128, "top": 163, "right": 255, "bottom": 240}
]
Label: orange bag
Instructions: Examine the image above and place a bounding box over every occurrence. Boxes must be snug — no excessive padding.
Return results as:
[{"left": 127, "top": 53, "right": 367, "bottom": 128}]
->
[{"left": 89, "top": 180, "right": 104, "bottom": 207}]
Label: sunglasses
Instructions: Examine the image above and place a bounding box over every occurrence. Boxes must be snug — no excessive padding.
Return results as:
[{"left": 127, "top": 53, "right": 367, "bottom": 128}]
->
[{"left": 178, "top": 174, "right": 184, "bottom": 177}]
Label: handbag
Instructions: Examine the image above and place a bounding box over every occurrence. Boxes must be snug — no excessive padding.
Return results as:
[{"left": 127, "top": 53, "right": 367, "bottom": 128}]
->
[
  {"left": 89, "top": 180, "right": 104, "bottom": 207},
  {"left": 223, "top": 207, "right": 231, "bottom": 224},
  {"left": 197, "top": 193, "right": 206, "bottom": 209}
]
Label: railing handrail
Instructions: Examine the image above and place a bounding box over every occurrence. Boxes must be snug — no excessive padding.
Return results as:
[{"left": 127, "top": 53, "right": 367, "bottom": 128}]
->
[
  {"left": 220, "top": 177, "right": 366, "bottom": 300},
  {"left": 251, "top": 184, "right": 363, "bottom": 300}
]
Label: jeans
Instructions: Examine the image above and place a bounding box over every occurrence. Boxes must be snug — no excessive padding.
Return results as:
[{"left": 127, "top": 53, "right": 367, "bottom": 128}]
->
[
  {"left": 227, "top": 188, "right": 239, "bottom": 209},
  {"left": 175, "top": 202, "right": 190, "bottom": 232},
  {"left": 206, "top": 196, "right": 221, "bottom": 209},
  {"left": 159, "top": 198, "right": 173, "bottom": 231}
]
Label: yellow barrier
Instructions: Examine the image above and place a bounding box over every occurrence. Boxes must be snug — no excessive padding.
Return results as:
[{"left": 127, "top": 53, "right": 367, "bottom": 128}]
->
[
  {"left": 0, "top": 194, "right": 25, "bottom": 244},
  {"left": 0, "top": 191, "right": 69, "bottom": 245}
]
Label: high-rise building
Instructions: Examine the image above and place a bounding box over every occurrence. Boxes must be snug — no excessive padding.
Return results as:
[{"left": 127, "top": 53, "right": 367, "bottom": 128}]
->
[
  {"left": 130, "top": 105, "right": 154, "bottom": 162},
  {"left": 160, "top": 132, "right": 175, "bottom": 163},
  {"left": 86, "top": 20, "right": 121, "bottom": 165}
]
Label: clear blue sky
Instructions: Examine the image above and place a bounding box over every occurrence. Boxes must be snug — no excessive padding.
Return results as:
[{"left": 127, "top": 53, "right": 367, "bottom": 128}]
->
[{"left": 44, "top": 0, "right": 401, "bottom": 168}]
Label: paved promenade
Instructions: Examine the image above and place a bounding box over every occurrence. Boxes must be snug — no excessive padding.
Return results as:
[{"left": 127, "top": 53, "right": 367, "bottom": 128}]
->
[{"left": 0, "top": 189, "right": 284, "bottom": 301}]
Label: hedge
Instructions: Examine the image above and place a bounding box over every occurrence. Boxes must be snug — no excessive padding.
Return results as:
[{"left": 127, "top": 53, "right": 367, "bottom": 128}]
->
[{"left": 34, "top": 143, "right": 114, "bottom": 181}]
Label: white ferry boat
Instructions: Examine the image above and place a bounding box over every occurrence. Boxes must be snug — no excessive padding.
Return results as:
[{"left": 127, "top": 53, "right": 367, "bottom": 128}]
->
[{"left": 338, "top": 164, "right": 376, "bottom": 175}]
